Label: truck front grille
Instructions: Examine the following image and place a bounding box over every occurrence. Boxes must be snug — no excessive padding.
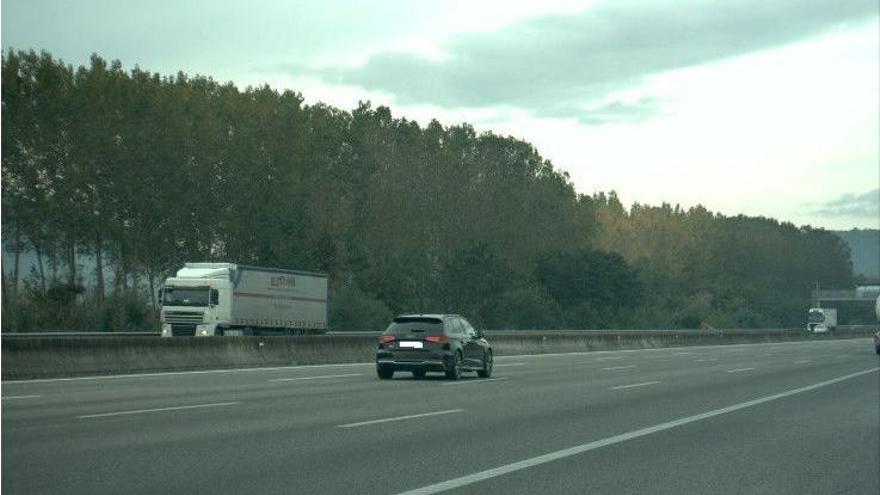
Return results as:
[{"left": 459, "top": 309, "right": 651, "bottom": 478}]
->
[{"left": 164, "top": 311, "right": 204, "bottom": 325}]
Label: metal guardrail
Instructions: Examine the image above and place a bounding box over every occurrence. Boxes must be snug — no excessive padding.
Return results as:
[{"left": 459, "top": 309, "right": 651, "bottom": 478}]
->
[{"left": 2, "top": 326, "right": 875, "bottom": 339}]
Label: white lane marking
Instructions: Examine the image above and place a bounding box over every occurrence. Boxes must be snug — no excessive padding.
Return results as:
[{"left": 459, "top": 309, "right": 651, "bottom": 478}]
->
[
  {"left": 338, "top": 409, "right": 464, "bottom": 428},
  {"left": 601, "top": 365, "right": 636, "bottom": 371},
  {"left": 5, "top": 363, "right": 374, "bottom": 384},
  {"left": 727, "top": 368, "right": 756, "bottom": 373},
  {"left": 494, "top": 363, "right": 526, "bottom": 368},
  {"left": 2, "top": 395, "right": 42, "bottom": 400},
  {"left": 695, "top": 358, "right": 718, "bottom": 362},
  {"left": 675, "top": 352, "right": 694, "bottom": 356},
  {"left": 611, "top": 381, "right": 660, "bottom": 390},
  {"left": 595, "top": 356, "right": 624, "bottom": 361},
  {"left": 794, "top": 360, "right": 811, "bottom": 364},
  {"left": 269, "top": 373, "right": 362, "bottom": 382},
  {"left": 7, "top": 337, "right": 868, "bottom": 384},
  {"left": 395, "top": 367, "right": 880, "bottom": 495},
  {"left": 78, "top": 402, "right": 240, "bottom": 419},
  {"left": 442, "top": 378, "right": 508, "bottom": 386}
]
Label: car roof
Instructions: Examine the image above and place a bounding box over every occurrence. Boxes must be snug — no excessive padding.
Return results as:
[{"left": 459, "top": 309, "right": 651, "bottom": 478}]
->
[{"left": 394, "top": 314, "right": 461, "bottom": 320}]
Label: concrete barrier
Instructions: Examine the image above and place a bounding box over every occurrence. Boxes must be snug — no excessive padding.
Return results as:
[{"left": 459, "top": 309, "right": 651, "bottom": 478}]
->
[{"left": 2, "top": 328, "right": 874, "bottom": 380}]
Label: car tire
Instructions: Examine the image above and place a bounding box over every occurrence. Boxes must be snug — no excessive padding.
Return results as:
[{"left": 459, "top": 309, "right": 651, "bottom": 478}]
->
[
  {"left": 412, "top": 370, "right": 427, "bottom": 379},
  {"left": 445, "top": 351, "right": 462, "bottom": 380},
  {"left": 875, "top": 346, "right": 880, "bottom": 355},
  {"left": 377, "top": 367, "right": 394, "bottom": 380},
  {"left": 477, "top": 351, "right": 493, "bottom": 378}
]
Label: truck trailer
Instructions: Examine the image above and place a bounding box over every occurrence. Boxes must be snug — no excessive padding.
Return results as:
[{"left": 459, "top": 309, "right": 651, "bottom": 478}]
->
[
  {"left": 160, "top": 263, "right": 328, "bottom": 336},
  {"left": 806, "top": 307, "right": 837, "bottom": 334}
]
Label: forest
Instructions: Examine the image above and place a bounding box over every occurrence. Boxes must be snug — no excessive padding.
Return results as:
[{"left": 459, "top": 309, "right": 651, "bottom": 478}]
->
[{"left": 1, "top": 50, "right": 858, "bottom": 332}]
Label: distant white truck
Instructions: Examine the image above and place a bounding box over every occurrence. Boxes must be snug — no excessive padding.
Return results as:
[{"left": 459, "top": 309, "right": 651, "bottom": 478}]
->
[
  {"left": 806, "top": 307, "right": 837, "bottom": 334},
  {"left": 160, "top": 263, "right": 328, "bottom": 336}
]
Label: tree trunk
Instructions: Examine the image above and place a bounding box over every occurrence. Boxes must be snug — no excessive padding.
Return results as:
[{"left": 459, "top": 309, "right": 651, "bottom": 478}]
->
[
  {"left": 1, "top": 256, "right": 8, "bottom": 307},
  {"left": 66, "top": 238, "right": 77, "bottom": 286},
  {"left": 95, "top": 232, "right": 105, "bottom": 306},
  {"left": 147, "top": 269, "right": 157, "bottom": 312},
  {"left": 12, "top": 228, "right": 22, "bottom": 298},
  {"left": 34, "top": 241, "right": 47, "bottom": 293}
]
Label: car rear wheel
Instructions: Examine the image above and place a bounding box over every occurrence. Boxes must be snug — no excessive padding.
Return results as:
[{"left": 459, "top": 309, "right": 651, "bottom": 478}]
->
[
  {"left": 445, "top": 352, "right": 462, "bottom": 380},
  {"left": 477, "top": 351, "right": 493, "bottom": 378},
  {"left": 377, "top": 367, "right": 394, "bottom": 379},
  {"left": 412, "top": 370, "right": 427, "bottom": 379}
]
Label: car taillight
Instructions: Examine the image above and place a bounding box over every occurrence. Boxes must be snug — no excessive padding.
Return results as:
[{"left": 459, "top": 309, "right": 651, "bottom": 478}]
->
[
  {"left": 380, "top": 335, "right": 396, "bottom": 343},
  {"left": 425, "top": 335, "right": 447, "bottom": 343}
]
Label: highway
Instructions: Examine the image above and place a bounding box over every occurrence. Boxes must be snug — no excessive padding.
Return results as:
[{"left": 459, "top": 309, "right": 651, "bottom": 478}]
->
[{"left": 3, "top": 338, "right": 878, "bottom": 495}]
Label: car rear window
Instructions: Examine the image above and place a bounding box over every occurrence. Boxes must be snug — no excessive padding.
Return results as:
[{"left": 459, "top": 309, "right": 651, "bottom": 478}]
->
[{"left": 384, "top": 317, "right": 444, "bottom": 335}]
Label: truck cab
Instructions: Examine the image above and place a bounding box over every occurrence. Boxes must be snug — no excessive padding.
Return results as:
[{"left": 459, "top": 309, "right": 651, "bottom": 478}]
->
[
  {"left": 807, "top": 307, "right": 836, "bottom": 334},
  {"left": 160, "top": 264, "right": 234, "bottom": 337}
]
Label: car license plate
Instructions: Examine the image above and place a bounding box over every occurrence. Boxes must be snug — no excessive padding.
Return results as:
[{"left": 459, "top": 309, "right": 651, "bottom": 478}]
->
[{"left": 398, "top": 341, "right": 423, "bottom": 349}]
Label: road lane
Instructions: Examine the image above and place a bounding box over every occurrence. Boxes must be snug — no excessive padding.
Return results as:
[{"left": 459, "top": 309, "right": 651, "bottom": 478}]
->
[{"left": 3, "top": 338, "right": 876, "bottom": 495}]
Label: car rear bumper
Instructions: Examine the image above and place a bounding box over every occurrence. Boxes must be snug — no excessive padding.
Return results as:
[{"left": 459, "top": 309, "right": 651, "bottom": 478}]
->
[{"left": 377, "top": 359, "right": 449, "bottom": 372}]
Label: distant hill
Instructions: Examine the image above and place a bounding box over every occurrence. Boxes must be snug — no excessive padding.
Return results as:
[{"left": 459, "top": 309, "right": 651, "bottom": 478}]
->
[{"left": 835, "top": 229, "right": 879, "bottom": 279}]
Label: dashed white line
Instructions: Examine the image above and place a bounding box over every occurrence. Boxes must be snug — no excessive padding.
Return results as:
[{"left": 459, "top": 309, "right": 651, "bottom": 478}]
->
[
  {"left": 269, "top": 373, "right": 363, "bottom": 382},
  {"left": 338, "top": 409, "right": 464, "bottom": 428},
  {"left": 727, "top": 367, "right": 755, "bottom": 373},
  {"left": 595, "top": 356, "right": 624, "bottom": 362},
  {"left": 611, "top": 381, "right": 660, "bottom": 390},
  {"left": 794, "top": 360, "right": 811, "bottom": 364},
  {"left": 2, "top": 395, "right": 42, "bottom": 400},
  {"left": 78, "top": 401, "right": 240, "bottom": 419},
  {"left": 394, "top": 367, "right": 879, "bottom": 495},
  {"left": 494, "top": 363, "right": 526, "bottom": 368},
  {"left": 442, "top": 378, "right": 508, "bottom": 386},
  {"left": 601, "top": 365, "right": 637, "bottom": 371},
  {"left": 695, "top": 358, "right": 718, "bottom": 362}
]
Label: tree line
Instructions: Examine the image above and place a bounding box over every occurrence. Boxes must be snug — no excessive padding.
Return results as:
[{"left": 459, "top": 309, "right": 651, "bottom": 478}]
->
[{"left": 1, "top": 50, "right": 856, "bottom": 331}]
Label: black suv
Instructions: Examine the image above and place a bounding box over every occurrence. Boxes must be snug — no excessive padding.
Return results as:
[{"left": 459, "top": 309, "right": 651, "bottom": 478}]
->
[{"left": 375, "top": 314, "right": 493, "bottom": 380}]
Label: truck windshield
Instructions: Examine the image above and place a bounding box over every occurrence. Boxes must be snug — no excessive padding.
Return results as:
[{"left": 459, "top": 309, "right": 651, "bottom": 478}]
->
[
  {"left": 163, "top": 288, "right": 210, "bottom": 307},
  {"left": 808, "top": 310, "right": 825, "bottom": 323}
]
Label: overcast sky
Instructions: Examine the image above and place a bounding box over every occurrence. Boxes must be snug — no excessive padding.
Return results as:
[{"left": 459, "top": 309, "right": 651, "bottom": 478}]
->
[{"left": 3, "top": 0, "right": 878, "bottom": 229}]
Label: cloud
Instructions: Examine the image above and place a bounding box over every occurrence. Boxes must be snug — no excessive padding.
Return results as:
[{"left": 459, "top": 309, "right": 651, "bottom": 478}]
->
[
  {"left": 288, "top": 0, "right": 877, "bottom": 123},
  {"left": 808, "top": 188, "right": 880, "bottom": 219}
]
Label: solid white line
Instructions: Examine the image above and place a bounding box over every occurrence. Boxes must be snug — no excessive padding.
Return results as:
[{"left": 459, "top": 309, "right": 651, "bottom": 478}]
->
[
  {"left": 77, "top": 402, "right": 240, "bottom": 419},
  {"left": 395, "top": 367, "right": 879, "bottom": 495},
  {"left": 441, "top": 378, "right": 508, "bottom": 386},
  {"left": 269, "top": 373, "right": 362, "bottom": 382},
  {"left": 338, "top": 409, "right": 464, "bottom": 428},
  {"left": 675, "top": 352, "right": 694, "bottom": 356},
  {"left": 5, "top": 363, "right": 374, "bottom": 384},
  {"left": 2, "top": 395, "right": 42, "bottom": 400},
  {"left": 595, "top": 356, "right": 624, "bottom": 361},
  {"left": 611, "top": 381, "right": 660, "bottom": 390},
  {"left": 494, "top": 363, "right": 526, "bottom": 367},
  {"left": 601, "top": 365, "right": 637, "bottom": 371},
  {"left": 7, "top": 337, "right": 868, "bottom": 384},
  {"left": 727, "top": 368, "right": 755, "bottom": 373}
]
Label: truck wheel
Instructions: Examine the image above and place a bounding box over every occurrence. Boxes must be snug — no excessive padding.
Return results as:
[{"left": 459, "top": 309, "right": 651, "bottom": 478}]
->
[
  {"left": 377, "top": 367, "right": 394, "bottom": 380},
  {"left": 477, "top": 351, "right": 493, "bottom": 378}
]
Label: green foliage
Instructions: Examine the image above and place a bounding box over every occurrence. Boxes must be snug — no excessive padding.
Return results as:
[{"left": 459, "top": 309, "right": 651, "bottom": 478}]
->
[
  {"left": 1, "top": 50, "right": 858, "bottom": 331},
  {"left": 328, "top": 283, "right": 393, "bottom": 332}
]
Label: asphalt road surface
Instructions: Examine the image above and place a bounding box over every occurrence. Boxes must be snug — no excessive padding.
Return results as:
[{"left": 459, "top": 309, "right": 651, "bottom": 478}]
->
[{"left": 3, "top": 338, "right": 878, "bottom": 495}]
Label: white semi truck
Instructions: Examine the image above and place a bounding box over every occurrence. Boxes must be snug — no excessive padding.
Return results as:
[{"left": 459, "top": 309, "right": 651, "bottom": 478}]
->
[
  {"left": 806, "top": 307, "right": 837, "bottom": 334},
  {"left": 160, "top": 263, "right": 328, "bottom": 336}
]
